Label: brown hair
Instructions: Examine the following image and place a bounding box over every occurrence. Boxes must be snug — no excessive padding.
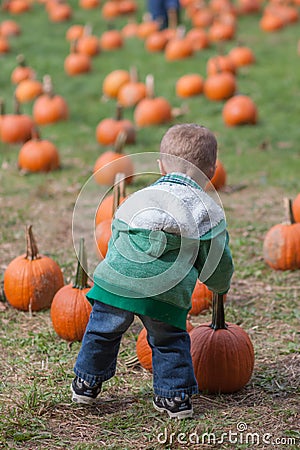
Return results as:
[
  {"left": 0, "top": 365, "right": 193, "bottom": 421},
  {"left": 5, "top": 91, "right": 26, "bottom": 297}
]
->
[{"left": 160, "top": 123, "right": 217, "bottom": 177}]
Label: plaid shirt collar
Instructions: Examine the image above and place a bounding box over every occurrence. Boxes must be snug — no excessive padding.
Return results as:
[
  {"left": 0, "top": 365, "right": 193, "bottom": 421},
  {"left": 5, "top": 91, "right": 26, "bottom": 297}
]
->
[{"left": 153, "top": 172, "right": 202, "bottom": 191}]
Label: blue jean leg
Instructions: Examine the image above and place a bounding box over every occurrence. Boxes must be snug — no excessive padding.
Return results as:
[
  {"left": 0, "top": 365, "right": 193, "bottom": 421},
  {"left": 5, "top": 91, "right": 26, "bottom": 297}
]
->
[
  {"left": 141, "top": 316, "right": 198, "bottom": 398},
  {"left": 74, "top": 301, "right": 134, "bottom": 386}
]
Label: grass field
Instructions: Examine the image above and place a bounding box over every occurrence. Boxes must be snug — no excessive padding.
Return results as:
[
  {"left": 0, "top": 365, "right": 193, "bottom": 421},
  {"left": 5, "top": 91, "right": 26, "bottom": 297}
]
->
[{"left": 0, "top": 0, "right": 300, "bottom": 448}]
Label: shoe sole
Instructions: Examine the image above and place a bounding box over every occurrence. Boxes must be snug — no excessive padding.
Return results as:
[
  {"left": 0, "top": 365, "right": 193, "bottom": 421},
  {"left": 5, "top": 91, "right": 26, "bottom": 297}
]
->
[
  {"left": 153, "top": 401, "right": 193, "bottom": 419},
  {"left": 71, "top": 383, "right": 98, "bottom": 405}
]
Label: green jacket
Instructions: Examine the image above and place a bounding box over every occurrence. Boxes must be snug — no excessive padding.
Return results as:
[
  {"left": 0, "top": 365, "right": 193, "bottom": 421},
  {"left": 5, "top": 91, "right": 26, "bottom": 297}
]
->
[{"left": 87, "top": 173, "right": 234, "bottom": 329}]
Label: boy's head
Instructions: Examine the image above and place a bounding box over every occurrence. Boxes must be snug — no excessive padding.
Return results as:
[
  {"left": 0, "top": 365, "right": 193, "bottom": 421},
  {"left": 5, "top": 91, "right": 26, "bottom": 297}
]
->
[{"left": 159, "top": 123, "right": 217, "bottom": 183}]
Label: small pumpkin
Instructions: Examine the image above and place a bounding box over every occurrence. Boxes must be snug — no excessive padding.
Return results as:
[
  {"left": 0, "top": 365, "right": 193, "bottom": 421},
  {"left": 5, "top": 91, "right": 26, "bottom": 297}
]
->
[
  {"left": 145, "top": 30, "right": 169, "bottom": 52},
  {"left": 203, "top": 71, "right": 236, "bottom": 101},
  {"left": 18, "top": 126, "right": 60, "bottom": 173},
  {"left": 222, "top": 94, "right": 258, "bottom": 126},
  {"left": 190, "top": 293, "right": 255, "bottom": 393},
  {"left": 3, "top": 225, "right": 64, "bottom": 312},
  {"left": 228, "top": 45, "right": 255, "bottom": 67},
  {"left": 136, "top": 320, "right": 194, "bottom": 373},
  {"left": 50, "top": 238, "right": 92, "bottom": 342},
  {"left": 33, "top": 75, "right": 69, "bottom": 125},
  {"left": 15, "top": 78, "right": 43, "bottom": 103},
  {"left": 209, "top": 159, "right": 227, "bottom": 190},
  {"left": 189, "top": 280, "right": 213, "bottom": 315},
  {"left": 102, "top": 69, "right": 130, "bottom": 99},
  {"left": 76, "top": 24, "right": 100, "bottom": 56},
  {"left": 263, "top": 198, "right": 300, "bottom": 270},
  {"left": 133, "top": 74, "right": 172, "bottom": 127},
  {"left": 0, "top": 97, "right": 35, "bottom": 144},
  {"left": 206, "top": 54, "right": 236, "bottom": 76},
  {"left": 93, "top": 131, "right": 134, "bottom": 185},
  {"left": 185, "top": 28, "right": 209, "bottom": 51},
  {"left": 95, "top": 173, "right": 125, "bottom": 258},
  {"left": 117, "top": 66, "right": 147, "bottom": 108},
  {"left": 66, "top": 24, "right": 84, "bottom": 41},
  {"left": 11, "top": 54, "right": 36, "bottom": 85},
  {"left": 95, "top": 172, "right": 127, "bottom": 225},
  {"left": 0, "top": 36, "right": 10, "bottom": 54},
  {"left": 96, "top": 103, "right": 136, "bottom": 146},
  {"left": 64, "top": 40, "right": 92, "bottom": 76},
  {"left": 0, "top": 19, "right": 21, "bottom": 36},
  {"left": 165, "top": 26, "right": 194, "bottom": 61},
  {"left": 176, "top": 74, "right": 204, "bottom": 98},
  {"left": 100, "top": 29, "right": 123, "bottom": 51}
]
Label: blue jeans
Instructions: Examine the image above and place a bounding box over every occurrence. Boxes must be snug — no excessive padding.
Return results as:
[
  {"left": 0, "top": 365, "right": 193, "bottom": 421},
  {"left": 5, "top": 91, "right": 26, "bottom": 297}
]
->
[{"left": 74, "top": 301, "right": 198, "bottom": 398}]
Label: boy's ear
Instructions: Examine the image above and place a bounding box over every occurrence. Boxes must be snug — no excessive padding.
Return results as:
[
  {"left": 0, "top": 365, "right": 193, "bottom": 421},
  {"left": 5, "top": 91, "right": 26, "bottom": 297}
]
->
[{"left": 157, "top": 159, "right": 167, "bottom": 175}]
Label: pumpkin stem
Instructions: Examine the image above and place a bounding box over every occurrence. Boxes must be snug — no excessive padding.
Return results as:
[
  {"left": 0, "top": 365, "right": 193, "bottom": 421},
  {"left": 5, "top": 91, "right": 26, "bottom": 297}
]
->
[
  {"left": 115, "top": 103, "right": 124, "bottom": 121},
  {"left": 43, "top": 74, "right": 54, "bottom": 98},
  {"left": 129, "top": 65, "right": 138, "bottom": 83},
  {"left": 210, "top": 292, "right": 227, "bottom": 330},
  {"left": 16, "top": 54, "right": 26, "bottom": 67},
  {"left": 26, "top": 225, "right": 40, "bottom": 260},
  {"left": 0, "top": 98, "right": 4, "bottom": 116},
  {"left": 13, "top": 94, "right": 21, "bottom": 115},
  {"left": 73, "top": 238, "right": 90, "bottom": 289},
  {"left": 284, "top": 197, "right": 296, "bottom": 224},
  {"left": 114, "top": 130, "right": 127, "bottom": 154},
  {"left": 112, "top": 172, "right": 125, "bottom": 216},
  {"left": 145, "top": 74, "right": 155, "bottom": 99}
]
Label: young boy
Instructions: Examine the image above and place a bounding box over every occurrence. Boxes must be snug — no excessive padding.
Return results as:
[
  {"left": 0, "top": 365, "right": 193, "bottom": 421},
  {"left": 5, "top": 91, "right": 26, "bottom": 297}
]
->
[{"left": 71, "top": 123, "right": 234, "bottom": 419}]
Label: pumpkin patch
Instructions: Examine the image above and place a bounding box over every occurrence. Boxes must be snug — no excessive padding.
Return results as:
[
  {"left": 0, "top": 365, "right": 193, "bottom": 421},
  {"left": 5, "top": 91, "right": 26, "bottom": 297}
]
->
[{"left": 0, "top": 0, "right": 299, "bottom": 442}]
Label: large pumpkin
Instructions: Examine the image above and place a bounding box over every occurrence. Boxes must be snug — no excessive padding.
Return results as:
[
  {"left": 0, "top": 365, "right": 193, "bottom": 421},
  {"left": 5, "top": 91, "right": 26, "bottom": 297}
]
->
[
  {"left": 4, "top": 225, "right": 64, "bottom": 311},
  {"left": 51, "top": 238, "right": 92, "bottom": 342},
  {"left": 190, "top": 293, "right": 255, "bottom": 393},
  {"left": 263, "top": 198, "right": 300, "bottom": 270}
]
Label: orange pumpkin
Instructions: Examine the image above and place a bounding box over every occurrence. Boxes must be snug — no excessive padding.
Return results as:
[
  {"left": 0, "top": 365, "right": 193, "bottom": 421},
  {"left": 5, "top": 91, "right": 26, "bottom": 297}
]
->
[
  {"left": 18, "top": 127, "right": 60, "bottom": 173},
  {"left": 228, "top": 45, "right": 255, "bottom": 67},
  {"left": 93, "top": 131, "right": 134, "bottom": 185},
  {"left": 165, "top": 30, "right": 194, "bottom": 61},
  {"left": 263, "top": 198, "right": 300, "bottom": 270},
  {"left": 208, "top": 159, "right": 227, "bottom": 190},
  {"left": 176, "top": 74, "right": 204, "bottom": 98},
  {"left": 0, "top": 36, "right": 10, "bottom": 54},
  {"left": 64, "top": 41, "right": 92, "bottom": 75},
  {"left": 185, "top": 28, "right": 209, "bottom": 51},
  {"left": 15, "top": 78, "right": 43, "bottom": 103},
  {"left": 189, "top": 280, "right": 213, "bottom": 315},
  {"left": 3, "top": 225, "right": 64, "bottom": 312},
  {"left": 222, "top": 94, "right": 258, "bottom": 126},
  {"left": 51, "top": 238, "right": 92, "bottom": 342},
  {"left": 204, "top": 71, "right": 236, "bottom": 101},
  {"left": 0, "top": 98, "right": 35, "bottom": 144},
  {"left": 99, "top": 29, "right": 123, "bottom": 51},
  {"left": 102, "top": 69, "right": 130, "bottom": 99},
  {"left": 11, "top": 54, "right": 36, "bottom": 85},
  {"left": 190, "top": 293, "right": 255, "bottom": 393},
  {"left": 79, "top": 0, "right": 100, "bottom": 9},
  {"left": 145, "top": 30, "right": 168, "bottom": 52},
  {"left": 96, "top": 104, "right": 136, "bottom": 146},
  {"left": 0, "top": 19, "right": 21, "bottom": 36},
  {"left": 133, "top": 74, "right": 172, "bottom": 127},
  {"left": 117, "top": 67, "right": 147, "bottom": 108},
  {"left": 33, "top": 75, "right": 69, "bottom": 125},
  {"left": 206, "top": 54, "right": 236, "bottom": 76},
  {"left": 95, "top": 173, "right": 127, "bottom": 225},
  {"left": 77, "top": 24, "right": 100, "bottom": 56},
  {"left": 66, "top": 24, "right": 85, "bottom": 41}
]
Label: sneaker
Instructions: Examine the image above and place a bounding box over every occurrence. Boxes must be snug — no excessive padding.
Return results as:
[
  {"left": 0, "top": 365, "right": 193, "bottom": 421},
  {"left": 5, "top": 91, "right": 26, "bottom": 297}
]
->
[
  {"left": 153, "top": 393, "right": 193, "bottom": 419},
  {"left": 71, "top": 376, "right": 102, "bottom": 405}
]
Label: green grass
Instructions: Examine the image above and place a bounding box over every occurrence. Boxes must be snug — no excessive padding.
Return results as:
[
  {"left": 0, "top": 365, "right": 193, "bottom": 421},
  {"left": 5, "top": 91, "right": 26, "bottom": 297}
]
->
[{"left": 0, "top": 1, "right": 300, "bottom": 448}]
